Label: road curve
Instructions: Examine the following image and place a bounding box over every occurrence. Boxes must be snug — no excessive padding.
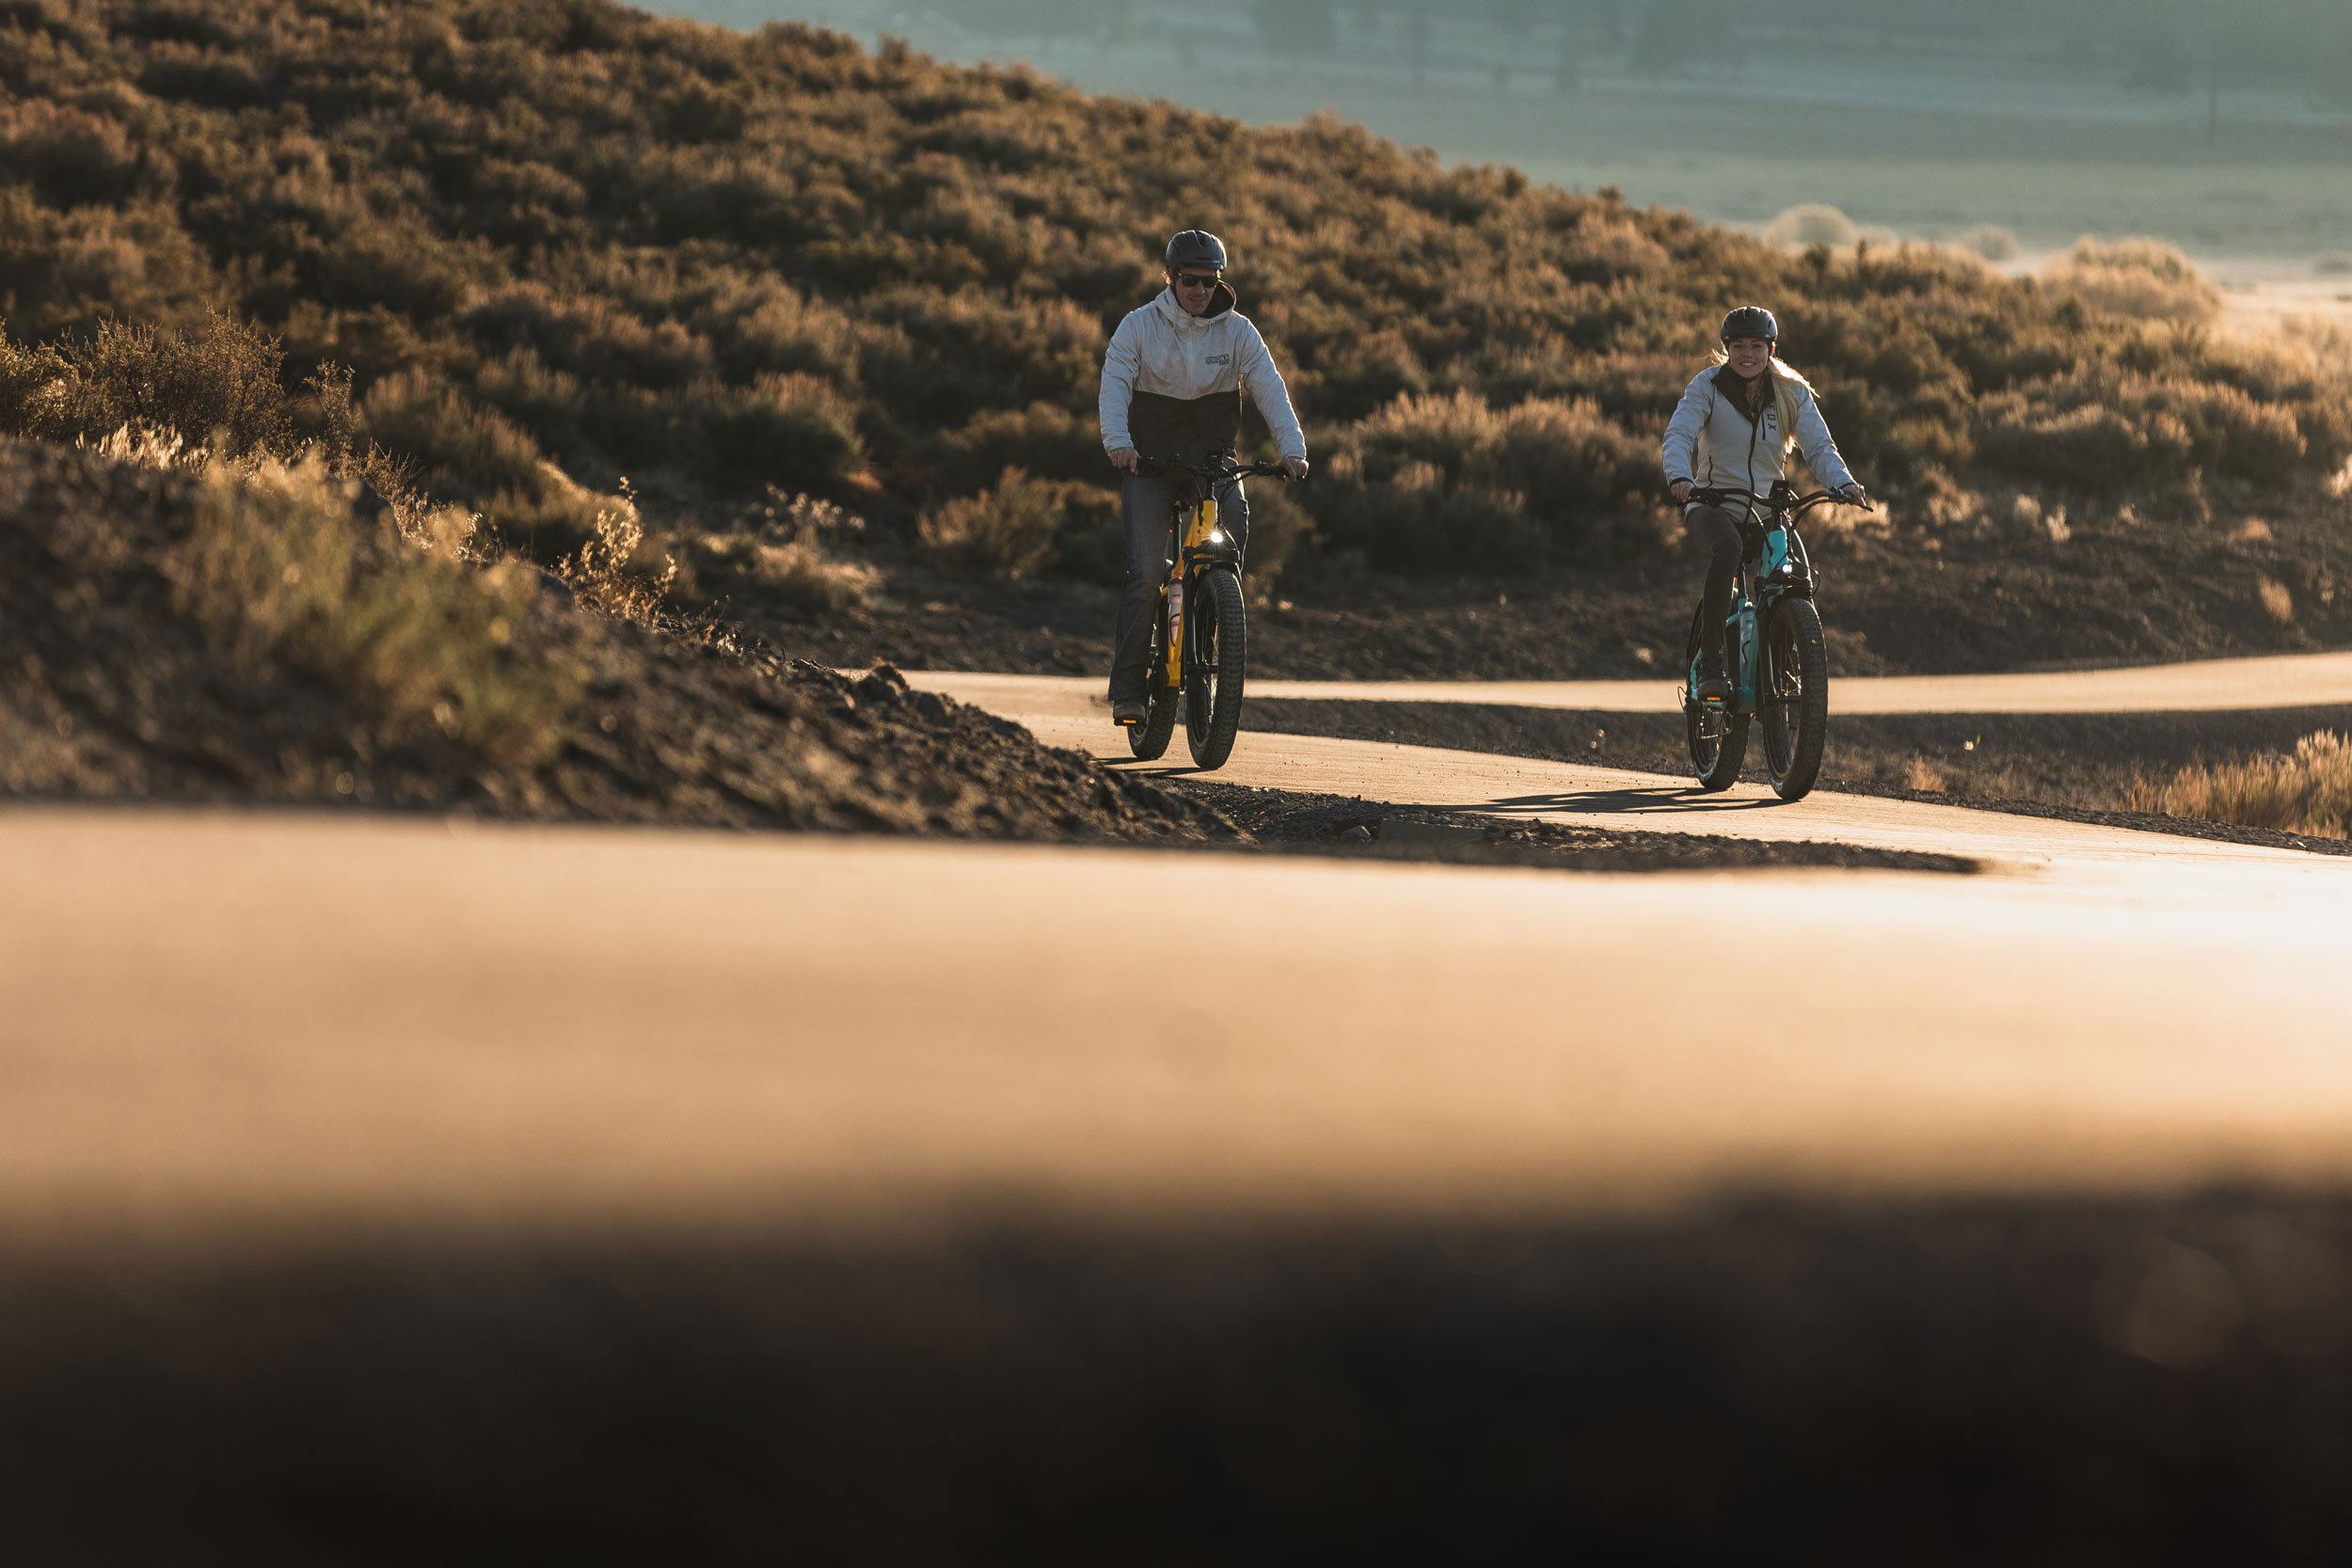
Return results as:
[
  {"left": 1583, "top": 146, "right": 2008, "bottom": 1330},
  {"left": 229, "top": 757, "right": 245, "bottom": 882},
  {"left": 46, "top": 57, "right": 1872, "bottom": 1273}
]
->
[
  {"left": 909, "top": 670, "right": 2338, "bottom": 872},
  {"left": 3, "top": 806, "right": 2350, "bottom": 1250},
  {"left": 914, "top": 648, "right": 2352, "bottom": 716}
]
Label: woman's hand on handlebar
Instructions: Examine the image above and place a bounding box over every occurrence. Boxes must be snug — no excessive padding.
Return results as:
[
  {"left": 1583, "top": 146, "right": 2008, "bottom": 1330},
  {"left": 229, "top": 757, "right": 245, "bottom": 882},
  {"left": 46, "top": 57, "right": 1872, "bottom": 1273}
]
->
[
  {"left": 1839, "top": 482, "right": 1871, "bottom": 509},
  {"left": 1670, "top": 479, "right": 1693, "bottom": 505},
  {"left": 1108, "top": 447, "right": 1139, "bottom": 474},
  {"left": 1281, "top": 456, "right": 1309, "bottom": 482}
]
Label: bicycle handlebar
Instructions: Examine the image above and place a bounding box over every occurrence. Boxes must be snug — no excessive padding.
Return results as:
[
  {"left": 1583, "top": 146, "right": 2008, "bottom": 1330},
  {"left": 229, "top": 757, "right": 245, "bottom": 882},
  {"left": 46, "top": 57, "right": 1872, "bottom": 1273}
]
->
[
  {"left": 1683, "top": 484, "right": 1873, "bottom": 518},
  {"left": 1134, "top": 454, "right": 1295, "bottom": 482}
]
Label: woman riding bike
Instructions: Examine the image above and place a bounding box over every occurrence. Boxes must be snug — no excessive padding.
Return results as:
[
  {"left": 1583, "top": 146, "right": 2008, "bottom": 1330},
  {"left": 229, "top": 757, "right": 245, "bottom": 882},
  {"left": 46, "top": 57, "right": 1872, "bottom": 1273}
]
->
[{"left": 1662, "top": 307, "right": 1869, "bottom": 703}]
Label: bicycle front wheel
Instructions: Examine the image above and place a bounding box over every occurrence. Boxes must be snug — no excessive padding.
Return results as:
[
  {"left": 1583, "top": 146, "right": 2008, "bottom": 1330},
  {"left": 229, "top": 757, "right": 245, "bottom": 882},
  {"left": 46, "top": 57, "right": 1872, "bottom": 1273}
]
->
[
  {"left": 1184, "top": 568, "right": 1247, "bottom": 769},
  {"left": 1683, "top": 604, "right": 1747, "bottom": 791},
  {"left": 1761, "top": 596, "right": 1828, "bottom": 801}
]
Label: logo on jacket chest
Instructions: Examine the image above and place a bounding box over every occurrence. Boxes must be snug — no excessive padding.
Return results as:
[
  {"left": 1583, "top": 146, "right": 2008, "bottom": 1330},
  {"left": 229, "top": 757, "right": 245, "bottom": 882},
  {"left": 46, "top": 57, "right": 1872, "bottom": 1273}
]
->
[{"left": 1203, "top": 353, "right": 1232, "bottom": 366}]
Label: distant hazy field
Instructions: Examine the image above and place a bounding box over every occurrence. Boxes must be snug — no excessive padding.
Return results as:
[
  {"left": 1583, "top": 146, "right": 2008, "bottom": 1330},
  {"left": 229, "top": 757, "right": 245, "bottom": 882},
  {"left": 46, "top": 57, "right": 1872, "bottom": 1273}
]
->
[{"left": 662, "top": 0, "right": 2352, "bottom": 280}]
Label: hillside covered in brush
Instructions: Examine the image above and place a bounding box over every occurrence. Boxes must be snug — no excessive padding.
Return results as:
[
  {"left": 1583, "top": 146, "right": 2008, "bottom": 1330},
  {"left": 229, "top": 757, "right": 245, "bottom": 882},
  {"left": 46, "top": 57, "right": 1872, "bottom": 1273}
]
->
[{"left": 5, "top": 0, "right": 2351, "bottom": 672}]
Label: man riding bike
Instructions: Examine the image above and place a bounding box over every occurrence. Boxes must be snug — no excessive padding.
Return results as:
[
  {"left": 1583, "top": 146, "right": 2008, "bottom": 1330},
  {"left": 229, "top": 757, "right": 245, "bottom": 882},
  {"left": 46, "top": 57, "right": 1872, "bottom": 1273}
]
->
[
  {"left": 1663, "top": 307, "right": 1869, "bottom": 704},
  {"left": 1099, "top": 229, "right": 1310, "bottom": 727}
]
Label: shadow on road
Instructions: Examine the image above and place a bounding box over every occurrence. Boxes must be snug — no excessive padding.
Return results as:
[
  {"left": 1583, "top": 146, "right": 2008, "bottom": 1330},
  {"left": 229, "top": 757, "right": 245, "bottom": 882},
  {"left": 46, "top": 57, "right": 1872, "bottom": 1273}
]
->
[
  {"left": 1111, "top": 766, "right": 1787, "bottom": 818},
  {"left": 1475, "top": 785, "right": 1783, "bottom": 817}
]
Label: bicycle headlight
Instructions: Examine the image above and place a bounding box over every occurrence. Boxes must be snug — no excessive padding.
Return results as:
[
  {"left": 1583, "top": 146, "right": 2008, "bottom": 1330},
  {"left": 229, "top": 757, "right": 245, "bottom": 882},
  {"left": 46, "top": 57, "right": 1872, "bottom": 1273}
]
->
[{"left": 1207, "top": 529, "right": 1226, "bottom": 546}]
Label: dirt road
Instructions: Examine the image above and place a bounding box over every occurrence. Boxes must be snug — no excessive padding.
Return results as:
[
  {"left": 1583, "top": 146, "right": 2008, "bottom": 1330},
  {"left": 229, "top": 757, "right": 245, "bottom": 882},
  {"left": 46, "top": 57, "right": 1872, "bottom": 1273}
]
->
[{"left": 3, "top": 786, "right": 2345, "bottom": 1246}]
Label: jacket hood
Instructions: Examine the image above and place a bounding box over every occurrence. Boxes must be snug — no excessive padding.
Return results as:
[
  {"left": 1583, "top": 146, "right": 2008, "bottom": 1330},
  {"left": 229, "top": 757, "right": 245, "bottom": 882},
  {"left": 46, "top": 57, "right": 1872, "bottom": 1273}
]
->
[{"left": 1152, "top": 281, "right": 1237, "bottom": 327}]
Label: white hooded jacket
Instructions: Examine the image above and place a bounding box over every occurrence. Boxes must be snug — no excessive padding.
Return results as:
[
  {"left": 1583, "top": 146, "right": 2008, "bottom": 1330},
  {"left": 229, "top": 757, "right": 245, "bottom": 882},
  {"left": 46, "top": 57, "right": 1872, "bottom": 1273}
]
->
[
  {"left": 1661, "top": 364, "right": 1855, "bottom": 500},
  {"left": 1098, "top": 287, "right": 1308, "bottom": 463}
]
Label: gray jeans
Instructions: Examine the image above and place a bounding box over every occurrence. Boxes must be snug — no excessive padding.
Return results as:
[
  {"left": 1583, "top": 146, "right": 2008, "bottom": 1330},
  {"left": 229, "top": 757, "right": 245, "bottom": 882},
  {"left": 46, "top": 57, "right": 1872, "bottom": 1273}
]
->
[
  {"left": 1684, "top": 502, "right": 1743, "bottom": 664},
  {"left": 1109, "top": 472, "right": 1246, "bottom": 702}
]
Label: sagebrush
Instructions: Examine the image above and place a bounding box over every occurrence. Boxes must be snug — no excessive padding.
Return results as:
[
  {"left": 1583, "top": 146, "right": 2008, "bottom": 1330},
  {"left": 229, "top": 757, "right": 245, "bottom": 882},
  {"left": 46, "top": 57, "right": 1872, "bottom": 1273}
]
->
[
  {"left": 2, "top": 0, "right": 2345, "bottom": 581},
  {"left": 2126, "top": 733, "right": 2352, "bottom": 840}
]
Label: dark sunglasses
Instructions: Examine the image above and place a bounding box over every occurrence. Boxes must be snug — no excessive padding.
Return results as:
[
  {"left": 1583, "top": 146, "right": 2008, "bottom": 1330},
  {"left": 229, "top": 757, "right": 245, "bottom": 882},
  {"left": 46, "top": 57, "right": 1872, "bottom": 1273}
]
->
[{"left": 1173, "top": 272, "right": 1221, "bottom": 290}]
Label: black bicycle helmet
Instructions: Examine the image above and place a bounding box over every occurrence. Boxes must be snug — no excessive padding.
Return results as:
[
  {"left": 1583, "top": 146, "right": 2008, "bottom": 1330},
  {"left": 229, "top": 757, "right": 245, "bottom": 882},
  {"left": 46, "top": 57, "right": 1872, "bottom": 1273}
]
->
[
  {"left": 1720, "top": 305, "right": 1779, "bottom": 344},
  {"left": 1165, "top": 230, "right": 1229, "bottom": 272}
]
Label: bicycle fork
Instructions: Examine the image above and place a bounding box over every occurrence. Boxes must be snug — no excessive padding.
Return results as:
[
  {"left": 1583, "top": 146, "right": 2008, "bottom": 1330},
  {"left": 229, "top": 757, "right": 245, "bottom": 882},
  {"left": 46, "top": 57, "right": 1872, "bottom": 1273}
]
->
[
  {"left": 1163, "top": 567, "right": 1184, "bottom": 689},
  {"left": 1162, "top": 497, "right": 1220, "bottom": 689}
]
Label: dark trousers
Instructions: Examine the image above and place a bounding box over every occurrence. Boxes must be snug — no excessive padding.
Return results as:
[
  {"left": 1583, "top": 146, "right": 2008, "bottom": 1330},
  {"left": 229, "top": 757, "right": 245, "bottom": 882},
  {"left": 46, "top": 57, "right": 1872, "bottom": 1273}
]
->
[
  {"left": 1109, "top": 473, "right": 1245, "bottom": 702},
  {"left": 1685, "top": 503, "right": 1743, "bottom": 668}
]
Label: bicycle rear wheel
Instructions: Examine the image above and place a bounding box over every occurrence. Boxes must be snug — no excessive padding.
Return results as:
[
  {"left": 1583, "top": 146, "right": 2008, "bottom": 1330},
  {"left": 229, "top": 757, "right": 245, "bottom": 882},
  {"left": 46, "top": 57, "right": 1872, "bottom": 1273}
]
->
[
  {"left": 1184, "top": 569, "right": 1247, "bottom": 769},
  {"left": 1683, "top": 605, "right": 1747, "bottom": 791},
  {"left": 1761, "top": 596, "right": 1828, "bottom": 801}
]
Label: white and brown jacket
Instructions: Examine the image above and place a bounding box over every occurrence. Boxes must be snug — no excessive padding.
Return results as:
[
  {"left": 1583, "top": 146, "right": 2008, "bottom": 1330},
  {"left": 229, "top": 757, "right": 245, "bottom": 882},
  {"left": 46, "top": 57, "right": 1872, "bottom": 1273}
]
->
[{"left": 1098, "top": 285, "right": 1308, "bottom": 465}]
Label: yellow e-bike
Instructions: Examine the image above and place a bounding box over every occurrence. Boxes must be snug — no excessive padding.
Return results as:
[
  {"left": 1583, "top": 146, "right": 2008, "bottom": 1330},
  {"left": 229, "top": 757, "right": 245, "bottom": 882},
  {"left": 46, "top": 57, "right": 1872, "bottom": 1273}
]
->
[{"left": 1120, "top": 454, "right": 1291, "bottom": 770}]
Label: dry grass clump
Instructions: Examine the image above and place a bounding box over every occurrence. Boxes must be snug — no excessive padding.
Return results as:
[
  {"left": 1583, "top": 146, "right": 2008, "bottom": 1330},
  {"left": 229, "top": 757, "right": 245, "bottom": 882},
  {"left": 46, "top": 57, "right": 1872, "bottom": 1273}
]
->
[
  {"left": 0, "top": 311, "right": 423, "bottom": 519},
  {"left": 695, "top": 490, "right": 881, "bottom": 616},
  {"left": 1975, "top": 370, "right": 2310, "bottom": 489},
  {"left": 919, "top": 466, "right": 1067, "bottom": 578},
  {"left": 0, "top": 308, "right": 614, "bottom": 765},
  {"left": 553, "top": 484, "right": 679, "bottom": 629},
  {"left": 2126, "top": 733, "right": 2352, "bottom": 840},
  {"left": 176, "top": 453, "right": 572, "bottom": 766},
  {"left": 2257, "top": 576, "right": 2296, "bottom": 623},
  {"left": 1, "top": 310, "right": 293, "bottom": 461},
  {"left": 1321, "top": 390, "right": 1652, "bottom": 570},
  {"left": 2041, "top": 238, "right": 2224, "bottom": 325}
]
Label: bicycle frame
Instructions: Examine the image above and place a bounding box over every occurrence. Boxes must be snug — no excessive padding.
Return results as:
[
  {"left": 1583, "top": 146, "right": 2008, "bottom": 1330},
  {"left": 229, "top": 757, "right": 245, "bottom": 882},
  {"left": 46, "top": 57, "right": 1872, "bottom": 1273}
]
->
[
  {"left": 1136, "top": 454, "right": 1275, "bottom": 687},
  {"left": 1161, "top": 483, "right": 1242, "bottom": 687},
  {"left": 1689, "top": 484, "right": 1830, "bottom": 718}
]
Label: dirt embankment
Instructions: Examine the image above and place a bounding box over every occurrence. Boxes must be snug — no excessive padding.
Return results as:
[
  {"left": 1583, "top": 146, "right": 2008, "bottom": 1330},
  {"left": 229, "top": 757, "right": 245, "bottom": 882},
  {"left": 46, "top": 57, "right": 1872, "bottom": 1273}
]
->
[{"left": 0, "top": 439, "right": 1226, "bottom": 845}]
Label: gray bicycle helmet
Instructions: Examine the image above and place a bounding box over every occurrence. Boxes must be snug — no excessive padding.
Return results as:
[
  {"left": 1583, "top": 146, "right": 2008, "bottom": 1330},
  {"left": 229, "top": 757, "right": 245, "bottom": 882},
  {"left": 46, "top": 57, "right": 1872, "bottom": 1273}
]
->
[
  {"left": 1164, "top": 230, "right": 1228, "bottom": 272},
  {"left": 1720, "top": 305, "right": 1779, "bottom": 344}
]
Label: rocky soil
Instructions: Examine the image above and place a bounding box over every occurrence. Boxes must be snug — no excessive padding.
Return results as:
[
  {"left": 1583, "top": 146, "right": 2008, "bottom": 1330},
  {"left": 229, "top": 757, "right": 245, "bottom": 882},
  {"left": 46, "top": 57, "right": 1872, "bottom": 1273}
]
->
[{"left": 0, "top": 440, "right": 1228, "bottom": 846}]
